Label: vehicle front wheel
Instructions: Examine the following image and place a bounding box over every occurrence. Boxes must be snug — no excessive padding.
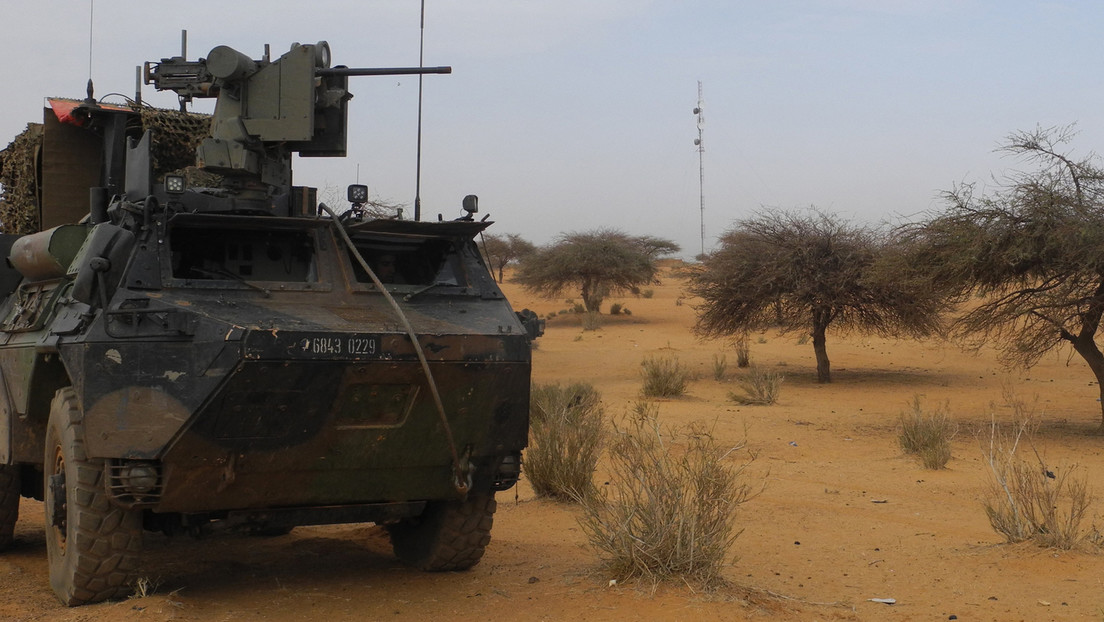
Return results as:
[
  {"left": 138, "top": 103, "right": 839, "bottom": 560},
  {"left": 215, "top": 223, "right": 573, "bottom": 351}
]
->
[
  {"left": 387, "top": 491, "right": 496, "bottom": 571},
  {"left": 0, "top": 464, "right": 18, "bottom": 551},
  {"left": 44, "top": 387, "right": 143, "bottom": 606}
]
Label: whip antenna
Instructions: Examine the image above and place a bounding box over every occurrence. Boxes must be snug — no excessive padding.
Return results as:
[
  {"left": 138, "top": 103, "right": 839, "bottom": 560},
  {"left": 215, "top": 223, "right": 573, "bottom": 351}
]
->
[
  {"left": 414, "top": 0, "right": 426, "bottom": 221},
  {"left": 85, "top": 0, "right": 95, "bottom": 101}
]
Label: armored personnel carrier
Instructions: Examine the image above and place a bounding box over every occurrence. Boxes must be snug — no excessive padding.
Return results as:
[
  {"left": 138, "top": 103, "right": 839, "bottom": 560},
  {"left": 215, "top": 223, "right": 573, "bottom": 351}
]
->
[{"left": 0, "top": 39, "right": 540, "bottom": 605}]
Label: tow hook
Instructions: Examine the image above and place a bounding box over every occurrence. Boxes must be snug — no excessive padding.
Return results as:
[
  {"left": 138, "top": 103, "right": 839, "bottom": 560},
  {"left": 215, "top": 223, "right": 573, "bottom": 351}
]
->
[{"left": 452, "top": 446, "right": 473, "bottom": 496}]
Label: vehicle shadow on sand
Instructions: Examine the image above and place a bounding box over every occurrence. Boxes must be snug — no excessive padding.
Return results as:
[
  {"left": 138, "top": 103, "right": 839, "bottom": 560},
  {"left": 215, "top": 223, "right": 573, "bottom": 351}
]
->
[{"left": 136, "top": 523, "right": 408, "bottom": 596}]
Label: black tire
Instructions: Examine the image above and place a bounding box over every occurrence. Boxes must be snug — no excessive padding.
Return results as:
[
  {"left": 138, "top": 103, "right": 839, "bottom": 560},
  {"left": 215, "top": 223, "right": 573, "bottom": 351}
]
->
[
  {"left": 387, "top": 491, "right": 496, "bottom": 571},
  {"left": 0, "top": 464, "right": 19, "bottom": 552},
  {"left": 44, "top": 387, "right": 143, "bottom": 606}
]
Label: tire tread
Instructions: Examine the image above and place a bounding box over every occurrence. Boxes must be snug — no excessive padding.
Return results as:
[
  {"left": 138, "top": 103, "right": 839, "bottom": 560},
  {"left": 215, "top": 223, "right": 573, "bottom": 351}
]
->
[
  {"left": 388, "top": 492, "right": 496, "bottom": 571},
  {"left": 46, "top": 388, "right": 142, "bottom": 606}
]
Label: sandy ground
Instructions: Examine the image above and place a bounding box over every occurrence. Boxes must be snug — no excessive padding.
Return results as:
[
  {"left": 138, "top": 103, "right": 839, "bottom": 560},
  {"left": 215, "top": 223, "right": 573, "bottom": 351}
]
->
[{"left": 4, "top": 266, "right": 1104, "bottom": 621}]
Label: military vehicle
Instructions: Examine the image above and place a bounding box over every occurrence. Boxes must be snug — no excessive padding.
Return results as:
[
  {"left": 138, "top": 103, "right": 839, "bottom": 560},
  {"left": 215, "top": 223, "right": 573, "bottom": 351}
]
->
[{"left": 0, "top": 38, "right": 541, "bottom": 606}]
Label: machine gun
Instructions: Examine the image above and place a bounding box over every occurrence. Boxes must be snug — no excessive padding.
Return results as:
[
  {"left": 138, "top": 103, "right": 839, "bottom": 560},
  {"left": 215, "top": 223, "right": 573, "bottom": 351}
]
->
[{"left": 143, "top": 41, "right": 450, "bottom": 202}]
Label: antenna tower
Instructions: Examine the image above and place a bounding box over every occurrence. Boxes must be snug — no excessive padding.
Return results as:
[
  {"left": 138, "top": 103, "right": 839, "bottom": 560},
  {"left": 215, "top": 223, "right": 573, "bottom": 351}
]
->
[{"left": 693, "top": 81, "right": 705, "bottom": 257}]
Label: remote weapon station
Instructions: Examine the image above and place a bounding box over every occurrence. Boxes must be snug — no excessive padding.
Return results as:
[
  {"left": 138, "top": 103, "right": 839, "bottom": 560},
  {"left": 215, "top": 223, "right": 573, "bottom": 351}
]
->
[{"left": 0, "top": 38, "right": 540, "bottom": 605}]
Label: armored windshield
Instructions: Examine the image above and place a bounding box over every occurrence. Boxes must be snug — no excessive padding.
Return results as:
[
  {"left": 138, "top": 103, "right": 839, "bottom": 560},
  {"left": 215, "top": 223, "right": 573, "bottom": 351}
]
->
[
  {"left": 347, "top": 234, "right": 465, "bottom": 289},
  {"left": 169, "top": 225, "right": 318, "bottom": 284}
]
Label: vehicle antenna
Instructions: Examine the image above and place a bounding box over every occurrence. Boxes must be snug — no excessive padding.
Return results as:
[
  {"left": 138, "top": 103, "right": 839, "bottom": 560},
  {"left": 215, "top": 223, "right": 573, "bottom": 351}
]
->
[
  {"left": 85, "top": 0, "right": 95, "bottom": 102},
  {"left": 414, "top": 0, "right": 426, "bottom": 221}
]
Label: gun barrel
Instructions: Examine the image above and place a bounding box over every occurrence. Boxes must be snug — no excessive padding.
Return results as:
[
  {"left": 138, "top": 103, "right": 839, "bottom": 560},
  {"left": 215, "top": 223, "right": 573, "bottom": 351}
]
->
[{"left": 317, "top": 66, "right": 452, "bottom": 77}]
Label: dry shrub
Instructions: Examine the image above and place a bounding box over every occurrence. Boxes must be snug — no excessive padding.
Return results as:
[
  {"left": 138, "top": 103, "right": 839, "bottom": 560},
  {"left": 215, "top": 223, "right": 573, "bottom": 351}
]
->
[
  {"left": 609, "top": 302, "right": 623, "bottom": 315},
  {"left": 735, "top": 331, "right": 751, "bottom": 368},
  {"left": 640, "top": 355, "right": 690, "bottom": 397},
  {"left": 728, "top": 366, "right": 783, "bottom": 405},
  {"left": 130, "top": 576, "right": 161, "bottom": 599},
  {"left": 898, "top": 396, "right": 956, "bottom": 469},
  {"left": 525, "top": 383, "right": 605, "bottom": 500},
  {"left": 712, "top": 353, "right": 728, "bottom": 381},
  {"left": 980, "top": 393, "right": 1095, "bottom": 549},
  {"left": 577, "top": 403, "right": 758, "bottom": 585}
]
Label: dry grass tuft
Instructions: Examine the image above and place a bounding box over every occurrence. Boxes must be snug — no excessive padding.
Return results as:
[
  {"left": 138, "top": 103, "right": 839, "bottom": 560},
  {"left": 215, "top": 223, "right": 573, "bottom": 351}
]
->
[
  {"left": 576, "top": 403, "right": 759, "bottom": 585},
  {"left": 898, "top": 396, "right": 956, "bottom": 469},
  {"left": 640, "top": 355, "right": 691, "bottom": 398},
  {"left": 980, "top": 392, "right": 1096, "bottom": 549},
  {"left": 525, "top": 383, "right": 605, "bottom": 501},
  {"left": 728, "top": 366, "right": 783, "bottom": 405},
  {"left": 712, "top": 354, "right": 728, "bottom": 381},
  {"left": 735, "top": 331, "right": 751, "bottom": 368},
  {"left": 130, "top": 576, "right": 161, "bottom": 599}
]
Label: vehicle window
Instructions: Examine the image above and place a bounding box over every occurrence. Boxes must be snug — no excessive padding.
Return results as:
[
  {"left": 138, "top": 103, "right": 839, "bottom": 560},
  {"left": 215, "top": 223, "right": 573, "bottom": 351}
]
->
[
  {"left": 348, "top": 237, "right": 464, "bottom": 287},
  {"left": 170, "top": 227, "right": 317, "bottom": 282}
]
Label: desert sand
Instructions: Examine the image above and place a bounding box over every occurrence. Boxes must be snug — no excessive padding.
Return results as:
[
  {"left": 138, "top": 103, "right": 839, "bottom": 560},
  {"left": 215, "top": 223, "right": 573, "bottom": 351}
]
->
[{"left": 3, "top": 266, "right": 1104, "bottom": 621}]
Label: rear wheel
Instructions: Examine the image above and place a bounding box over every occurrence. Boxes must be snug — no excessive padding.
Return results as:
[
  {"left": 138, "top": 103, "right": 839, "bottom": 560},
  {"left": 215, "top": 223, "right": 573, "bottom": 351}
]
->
[
  {"left": 0, "top": 464, "right": 19, "bottom": 551},
  {"left": 44, "top": 387, "right": 143, "bottom": 606},
  {"left": 387, "top": 491, "right": 496, "bottom": 571}
]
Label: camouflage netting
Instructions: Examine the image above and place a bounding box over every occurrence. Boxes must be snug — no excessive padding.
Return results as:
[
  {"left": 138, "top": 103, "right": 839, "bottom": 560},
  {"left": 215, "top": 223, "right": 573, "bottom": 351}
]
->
[
  {"left": 138, "top": 106, "right": 211, "bottom": 178},
  {"left": 0, "top": 106, "right": 215, "bottom": 234},
  {"left": 0, "top": 123, "right": 44, "bottom": 234}
]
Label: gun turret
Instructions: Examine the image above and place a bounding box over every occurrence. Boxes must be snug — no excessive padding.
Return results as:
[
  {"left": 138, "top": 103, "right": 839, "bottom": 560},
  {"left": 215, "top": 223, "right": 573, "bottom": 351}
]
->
[{"left": 144, "top": 41, "right": 450, "bottom": 198}]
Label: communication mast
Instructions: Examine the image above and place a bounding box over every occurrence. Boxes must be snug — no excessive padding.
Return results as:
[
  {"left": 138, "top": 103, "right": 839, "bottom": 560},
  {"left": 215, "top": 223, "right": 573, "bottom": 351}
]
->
[{"left": 693, "top": 81, "right": 705, "bottom": 257}]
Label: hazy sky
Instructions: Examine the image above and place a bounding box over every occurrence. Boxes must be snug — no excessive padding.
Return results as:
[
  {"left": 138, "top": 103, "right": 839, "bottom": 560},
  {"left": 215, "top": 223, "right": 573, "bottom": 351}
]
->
[{"left": 3, "top": 1, "right": 1103, "bottom": 256}]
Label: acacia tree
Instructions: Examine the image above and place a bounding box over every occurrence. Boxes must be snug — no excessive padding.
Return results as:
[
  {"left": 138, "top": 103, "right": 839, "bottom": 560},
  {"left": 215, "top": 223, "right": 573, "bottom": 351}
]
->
[
  {"left": 515, "top": 229, "right": 679, "bottom": 312},
  {"left": 481, "top": 233, "right": 536, "bottom": 282},
  {"left": 907, "top": 126, "right": 1104, "bottom": 425},
  {"left": 690, "top": 208, "right": 948, "bottom": 383}
]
